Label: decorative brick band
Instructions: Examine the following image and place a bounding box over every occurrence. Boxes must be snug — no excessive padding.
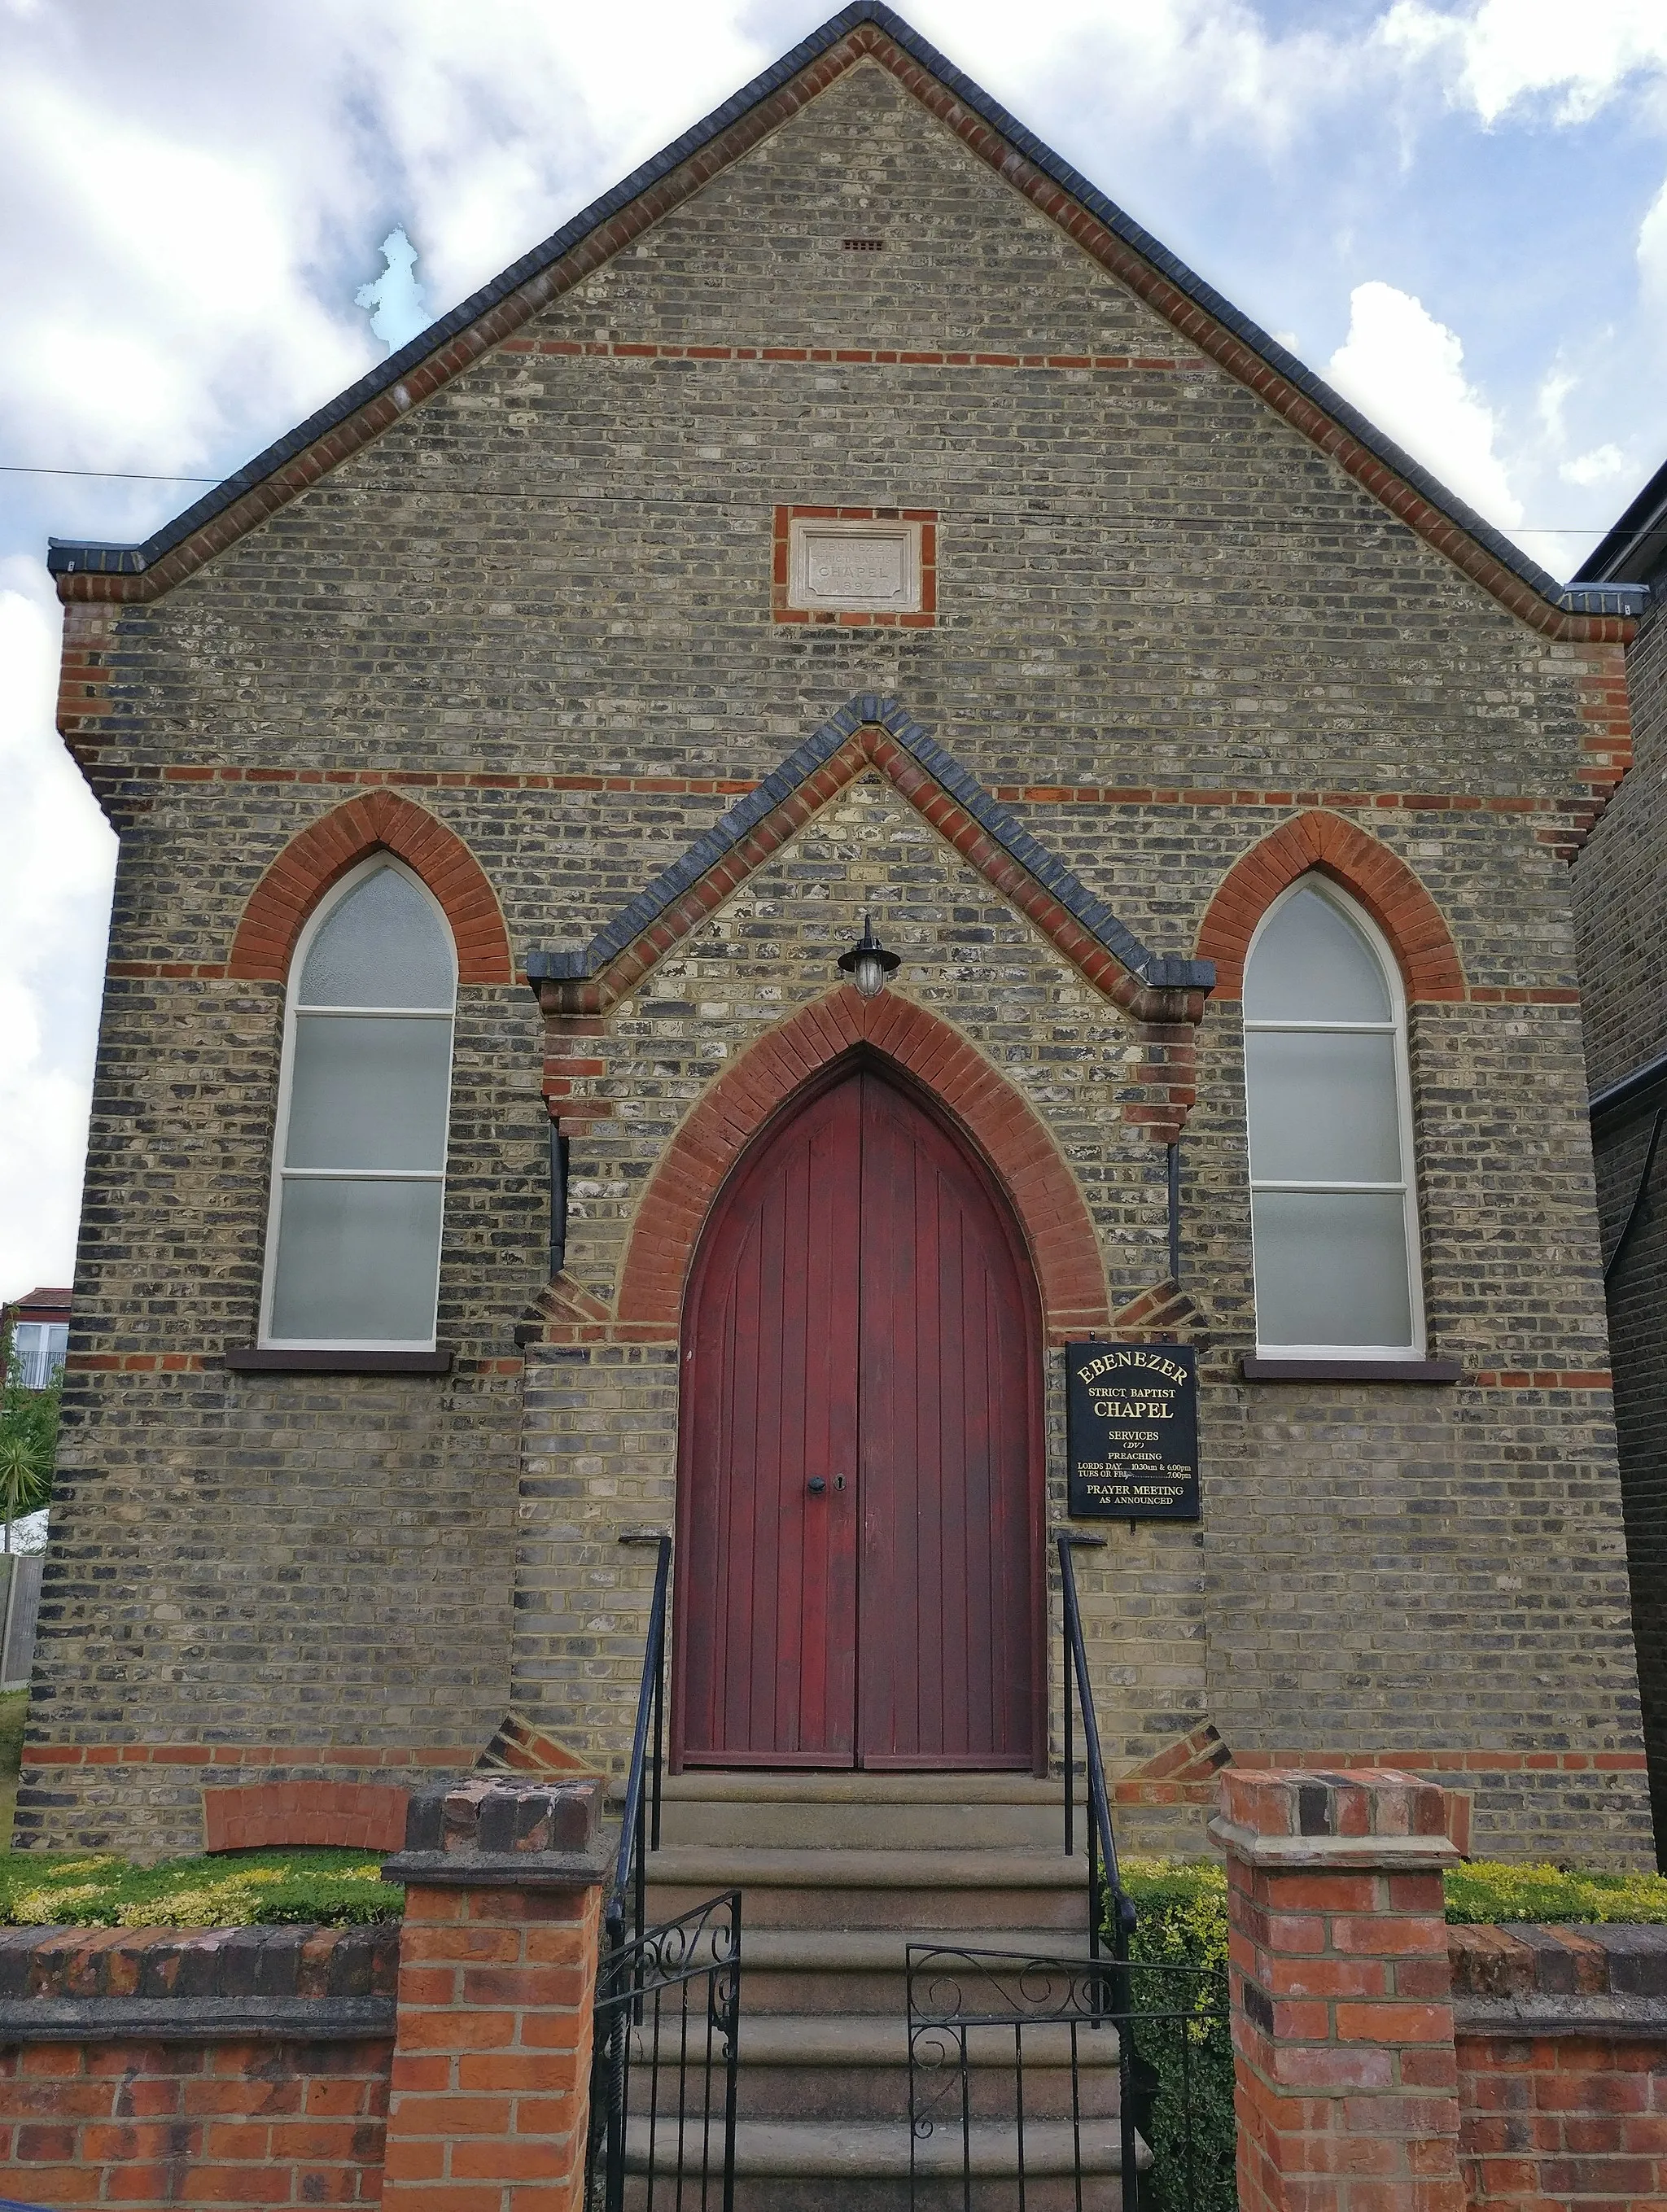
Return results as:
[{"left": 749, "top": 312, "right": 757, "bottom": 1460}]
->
[
  {"left": 609, "top": 986, "right": 1112, "bottom": 1344},
  {"left": 25, "top": 1744, "right": 480, "bottom": 1770},
  {"left": 1196, "top": 808, "right": 1466, "bottom": 1003},
  {"left": 136, "top": 766, "right": 1621, "bottom": 815},
  {"left": 228, "top": 790, "right": 514, "bottom": 986},
  {"left": 1113, "top": 1725, "right": 1641, "bottom": 1813},
  {"left": 1230, "top": 1748, "right": 1645, "bottom": 1775},
  {"left": 63, "top": 1352, "right": 524, "bottom": 1376},
  {"left": 501, "top": 337, "right": 1194, "bottom": 371},
  {"left": 49, "top": 11, "right": 1630, "bottom": 649},
  {"left": 202, "top": 1780, "right": 410, "bottom": 1853}
]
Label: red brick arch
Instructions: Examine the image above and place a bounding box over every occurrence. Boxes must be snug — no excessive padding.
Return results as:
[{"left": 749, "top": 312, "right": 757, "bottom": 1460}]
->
[
  {"left": 615, "top": 986, "right": 1111, "bottom": 1344},
  {"left": 228, "top": 791, "right": 513, "bottom": 984},
  {"left": 1195, "top": 811, "right": 1465, "bottom": 1003}
]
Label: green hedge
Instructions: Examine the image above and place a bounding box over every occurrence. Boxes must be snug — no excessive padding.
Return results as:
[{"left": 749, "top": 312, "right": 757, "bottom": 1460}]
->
[
  {"left": 1121, "top": 1860, "right": 1236, "bottom": 2212},
  {"left": 0, "top": 1847, "right": 399, "bottom": 1928}
]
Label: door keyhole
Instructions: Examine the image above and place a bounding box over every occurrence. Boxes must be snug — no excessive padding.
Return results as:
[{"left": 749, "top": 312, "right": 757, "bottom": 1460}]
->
[{"left": 835, "top": 1473, "right": 847, "bottom": 1490}]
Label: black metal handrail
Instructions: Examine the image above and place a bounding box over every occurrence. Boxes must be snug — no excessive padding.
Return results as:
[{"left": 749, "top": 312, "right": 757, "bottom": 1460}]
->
[
  {"left": 1060, "top": 1532, "right": 1135, "bottom": 1967},
  {"left": 610, "top": 1532, "right": 672, "bottom": 1952}
]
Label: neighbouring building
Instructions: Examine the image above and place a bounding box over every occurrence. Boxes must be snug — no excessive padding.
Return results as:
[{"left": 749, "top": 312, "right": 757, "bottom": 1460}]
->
[
  {"left": 1571, "top": 461, "right": 1667, "bottom": 1858},
  {"left": 21, "top": 2, "right": 1655, "bottom": 1866},
  {"left": 1, "top": 1288, "right": 71, "bottom": 1393}
]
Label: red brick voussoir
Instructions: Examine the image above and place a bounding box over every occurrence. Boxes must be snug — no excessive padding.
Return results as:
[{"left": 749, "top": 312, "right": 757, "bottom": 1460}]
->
[
  {"left": 228, "top": 790, "right": 514, "bottom": 985},
  {"left": 611, "top": 986, "right": 1112, "bottom": 1345},
  {"left": 1196, "top": 808, "right": 1468, "bottom": 1003}
]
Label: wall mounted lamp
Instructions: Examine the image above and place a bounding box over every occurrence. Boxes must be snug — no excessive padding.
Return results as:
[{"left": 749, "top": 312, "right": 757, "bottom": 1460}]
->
[{"left": 837, "top": 912, "right": 901, "bottom": 1001}]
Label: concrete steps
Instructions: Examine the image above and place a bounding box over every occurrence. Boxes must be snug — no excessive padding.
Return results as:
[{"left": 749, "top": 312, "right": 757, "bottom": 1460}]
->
[{"left": 619, "top": 1772, "right": 1128, "bottom": 2211}]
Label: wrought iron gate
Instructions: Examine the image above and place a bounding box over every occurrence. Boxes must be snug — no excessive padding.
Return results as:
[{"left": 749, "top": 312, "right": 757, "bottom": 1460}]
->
[
  {"left": 907, "top": 1941, "right": 1233, "bottom": 2212},
  {"left": 586, "top": 1886, "right": 741, "bottom": 2212}
]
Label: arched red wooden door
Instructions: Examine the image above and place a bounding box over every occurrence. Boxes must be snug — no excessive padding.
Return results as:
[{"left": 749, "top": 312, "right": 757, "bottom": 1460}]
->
[{"left": 673, "top": 1058, "right": 1043, "bottom": 1770}]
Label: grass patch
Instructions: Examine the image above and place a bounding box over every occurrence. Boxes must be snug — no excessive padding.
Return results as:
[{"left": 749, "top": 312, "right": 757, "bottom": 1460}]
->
[{"left": 0, "top": 1847, "right": 400, "bottom": 1928}]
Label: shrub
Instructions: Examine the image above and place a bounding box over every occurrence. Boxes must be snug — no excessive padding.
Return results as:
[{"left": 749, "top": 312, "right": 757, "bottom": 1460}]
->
[
  {"left": 0, "top": 1847, "right": 401, "bottom": 1928},
  {"left": 1118, "top": 1860, "right": 1235, "bottom": 2212},
  {"left": 1443, "top": 1859, "right": 1667, "bottom": 1925}
]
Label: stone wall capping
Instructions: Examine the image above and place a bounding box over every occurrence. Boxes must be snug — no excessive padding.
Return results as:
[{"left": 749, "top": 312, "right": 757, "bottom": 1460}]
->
[
  {"left": 380, "top": 1849, "right": 614, "bottom": 1886},
  {"left": 0, "top": 1993, "right": 394, "bottom": 2042},
  {"left": 1208, "top": 1812, "right": 1460, "bottom": 1869}
]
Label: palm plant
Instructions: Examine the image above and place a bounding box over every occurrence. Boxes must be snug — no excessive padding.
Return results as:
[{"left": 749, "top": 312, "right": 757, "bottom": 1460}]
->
[{"left": 0, "top": 1428, "right": 48, "bottom": 1555}]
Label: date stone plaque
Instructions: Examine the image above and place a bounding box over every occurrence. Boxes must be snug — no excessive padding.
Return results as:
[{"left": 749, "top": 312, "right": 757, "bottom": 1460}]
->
[{"left": 1066, "top": 1341, "right": 1199, "bottom": 1521}]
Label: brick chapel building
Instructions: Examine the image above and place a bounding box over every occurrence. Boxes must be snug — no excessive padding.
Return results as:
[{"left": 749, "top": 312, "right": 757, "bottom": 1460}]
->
[{"left": 23, "top": 3, "right": 1656, "bottom": 1865}]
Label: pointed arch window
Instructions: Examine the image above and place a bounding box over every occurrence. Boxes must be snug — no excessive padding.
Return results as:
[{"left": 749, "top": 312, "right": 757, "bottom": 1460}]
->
[
  {"left": 260, "top": 859, "right": 456, "bottom": 1350},
  {"left": 1244, "top": 877, "right": 1424, "bottom": 1358}
]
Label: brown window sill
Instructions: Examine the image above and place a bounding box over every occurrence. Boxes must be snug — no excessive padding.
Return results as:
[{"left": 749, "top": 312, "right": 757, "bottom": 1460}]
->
[
  {"left": 1240, "top": 1355, "right": 1462, "bottom": 1384},
  {"left": 225, "top": 1349, "right": 453, "bottom": 1375}
]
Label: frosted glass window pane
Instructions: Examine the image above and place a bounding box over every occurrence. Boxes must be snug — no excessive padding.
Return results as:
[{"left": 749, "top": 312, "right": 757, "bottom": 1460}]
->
[
  {"left": 269, "top": 1179, "right": 443, "bottom": 1341},
  {"left": 285, "top": 1016, "right": 452, "bottom": 1170},
  {"left": 300, "top": 868, "right": 455, "bottom": 1008},
  {"left": 1252, "top": 1191, "right": 1414, "bottom": 1348},
  {"left": 1245, "top": 1032, "right": 1402, "bottom": 1184},
  {"left": 1244, "top": 888, "right": 1392, "bottom": 1023}
]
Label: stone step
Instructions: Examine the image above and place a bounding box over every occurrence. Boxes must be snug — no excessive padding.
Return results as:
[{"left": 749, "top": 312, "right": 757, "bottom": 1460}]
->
[
  {"left": 629, "top": 2009, "right": 1122, "bottom": 2122},
  {"left": 625, "top": 2114, "right": 1143, "bottom": 2211},
  {"left": 735, "top": 1925, "right": 1102, "bottom": 2013},
  {"left": 640, "top": 1771, "right": 1070, "bottom": 1850},
  {"left": 645, "top": 1847, "right": 1091, "bottom": 1931}
]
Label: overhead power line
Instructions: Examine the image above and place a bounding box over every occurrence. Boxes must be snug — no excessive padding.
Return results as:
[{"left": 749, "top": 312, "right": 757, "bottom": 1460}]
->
[
  {"left": 0, "top": 461, "right": 1621, "bottom": 535},
  {"left": 3, "top": 464, "right": 220, "bottom": 483}
]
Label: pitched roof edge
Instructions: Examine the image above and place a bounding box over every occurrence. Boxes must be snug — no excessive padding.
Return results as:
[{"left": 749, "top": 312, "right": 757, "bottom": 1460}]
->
[
  {"left": 45, "top": 3, "right": 1643, "bottom": 635},
  {"left": 1572, "top": 453, "right": 1667, "bottom": 594},
  {"left": 525, "top": 695, "right": 1214, "bottom": 998}
]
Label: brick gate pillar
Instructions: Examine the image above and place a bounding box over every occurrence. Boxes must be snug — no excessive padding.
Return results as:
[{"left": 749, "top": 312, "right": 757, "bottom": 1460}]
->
[
  {"left": 379, "top": 1775, "right": 611, "bottom": 2212},
  {"left": 1210, "top": 1766, "right": 1464, "bottom": 2212}
]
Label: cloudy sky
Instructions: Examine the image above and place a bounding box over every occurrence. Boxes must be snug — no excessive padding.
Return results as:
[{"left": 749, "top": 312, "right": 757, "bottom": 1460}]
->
[{"left": 4, "top": 0, "right": 1667, "bottom": 1304}]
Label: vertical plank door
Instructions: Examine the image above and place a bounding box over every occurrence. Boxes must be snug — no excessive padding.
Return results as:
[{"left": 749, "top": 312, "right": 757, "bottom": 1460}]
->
[
  {"left": 675, "top": 1074, "right": 862, "bottom": 1764},
  {"left": 675, "top": 1062, "right": 1040, "bottom": 1768},
  {"left": 856, "top": 1072, "right": 1039, "bottom": 1768}
]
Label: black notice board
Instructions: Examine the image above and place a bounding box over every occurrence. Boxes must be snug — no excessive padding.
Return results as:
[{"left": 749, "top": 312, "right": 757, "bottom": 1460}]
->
[{"left": 1066, "top": 1342, "right": 1200, "bottom": 1520}]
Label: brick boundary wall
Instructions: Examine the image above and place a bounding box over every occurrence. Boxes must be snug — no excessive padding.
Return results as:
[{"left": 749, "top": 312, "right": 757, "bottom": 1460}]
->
[
  {"left": 1215, "top": 1767, "right": 1667, "bottom": 2212},
  {"left": 1450, "top": 1921, "right": 1667, "bottom": 2207},
  {"left": 0, "top": 1923, "right": 398, "bottom": 2207},
  {"left": 0, "top": 1777, "right": 609, "bottom": 2212}
]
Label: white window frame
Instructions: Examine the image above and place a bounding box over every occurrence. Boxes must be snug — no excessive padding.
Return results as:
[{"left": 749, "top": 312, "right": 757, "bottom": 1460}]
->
[
  {"left": 1245, "top": 876, "right": 1426, "bottom": 1361},
  {"left": 257, "top": 856, "right": 456, "bottom": 1353},
  {"left": 10, "top": 1322, "right": 67, "bottom": 1391}
]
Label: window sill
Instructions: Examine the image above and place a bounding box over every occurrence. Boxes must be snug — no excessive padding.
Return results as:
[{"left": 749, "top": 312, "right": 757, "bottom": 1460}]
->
[
  {"left": 1240, "top": 1355, "right": 1462, "bottom": 1384},
  {"left": 225, "top": 1349, "right": 453, "bottom": 1375}
]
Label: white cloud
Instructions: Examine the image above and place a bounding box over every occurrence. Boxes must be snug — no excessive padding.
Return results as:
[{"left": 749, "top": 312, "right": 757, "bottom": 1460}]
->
[
  {"left": 1326, "top": 279, "right": 1521, "bottom": 527},
  {"left": 1380, "top": 0, "right": 1667, "bottom": 126},
  {"left": 0, "top": 562, "right": 115, "bottom": 1301},
  {"left": 1560, "top": 444, "right": 1627, "bottom": 487},
  {"left": 1639, "top": 174, "right": 1667, "bottom": 307},
  {"left": 904, "top": 0, "right": 1360, "bottom": 157}
]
